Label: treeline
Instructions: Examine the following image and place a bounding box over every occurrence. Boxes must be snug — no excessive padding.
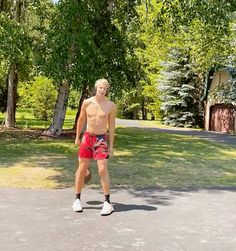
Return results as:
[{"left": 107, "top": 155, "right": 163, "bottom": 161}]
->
[{"left": 0, "top": 0, "right": 235, "bottom": 134}]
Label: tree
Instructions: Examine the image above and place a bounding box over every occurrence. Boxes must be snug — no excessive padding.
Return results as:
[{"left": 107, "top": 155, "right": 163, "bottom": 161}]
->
[
  {"left": 133, "top": 1, "right": 171, "bottom": 120},
  {"left": 142, "top": 82, "right": 162, "bottom": 120},
  {"left": 117, "top": 88, "right": 142, "bottom": 119},
  {"left": 42, "top": 0, "right": 137, "bottom": 135},
  {"left": 131, "top": 0, "right": 236, "bottom": 124},
  {"left": 159, "top": 48, "right": 203, "bottom": 127},
  {"left": 1, "top": 0, "right": 23, "bottom": 127},
  {"left": 0, "top": 0, "right": 39, "bottom": 127}
]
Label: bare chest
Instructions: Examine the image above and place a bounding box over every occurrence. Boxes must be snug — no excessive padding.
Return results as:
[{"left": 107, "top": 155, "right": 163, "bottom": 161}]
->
[{"left": 86, "top": 102, "right": 111, "bottom": 118}]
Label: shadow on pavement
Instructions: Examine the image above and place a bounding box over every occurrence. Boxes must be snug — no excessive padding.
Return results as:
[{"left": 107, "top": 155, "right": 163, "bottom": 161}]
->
[
  {"left": 109, "top": 186, "right": 236, "bottom": 207},
  {"left": 113, "top": 203, "right": 157, "bottom": 212},
  {"left": 84, "top": 200, "right": 157, "bottom": 212}
]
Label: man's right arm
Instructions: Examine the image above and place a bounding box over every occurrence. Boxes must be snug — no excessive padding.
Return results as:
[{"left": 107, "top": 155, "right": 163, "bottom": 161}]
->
[{"left": 75, "top": 100, "right": 87, "bottom": 145}]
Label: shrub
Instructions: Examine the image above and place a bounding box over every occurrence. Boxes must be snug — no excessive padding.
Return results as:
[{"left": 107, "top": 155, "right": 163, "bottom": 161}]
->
[
  {"left": 18, "top": 76, "right": 57, "bottom": 121},
  {"left": 68, "top": 88, "right": 80, "bottom": 110}
]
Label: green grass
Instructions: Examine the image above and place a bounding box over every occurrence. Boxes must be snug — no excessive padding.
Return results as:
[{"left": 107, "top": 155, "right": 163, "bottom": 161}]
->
[
  {"left": 0, "top": 124, "right": 236, "bottom": 189},
  {"left": 112, "top": 128, "right": 236, "bottom": 188},
  {"left": 0, "top": 108, "right": 76, "bottom": 129}
]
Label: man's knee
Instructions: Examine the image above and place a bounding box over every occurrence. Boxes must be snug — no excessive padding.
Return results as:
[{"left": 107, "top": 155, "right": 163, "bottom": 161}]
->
[
  {"left": 75, "top": 159, "right": 89, "bottom": 176},
  {"left": 97, "top": 160, "right": 108, "bottom": 176}
]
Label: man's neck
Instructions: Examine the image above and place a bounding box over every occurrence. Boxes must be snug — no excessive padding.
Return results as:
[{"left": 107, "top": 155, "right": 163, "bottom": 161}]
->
[{"left": 95, "top": 95, "right": 106, "bottom": 103}]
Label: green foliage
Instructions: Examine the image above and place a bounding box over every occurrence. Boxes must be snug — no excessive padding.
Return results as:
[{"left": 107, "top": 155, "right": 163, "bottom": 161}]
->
[
  {"left": 130, "top": 0, "right": 236, "bottom": 126},
  {"left": 18, "top": 82, "right": 30, "bottom": 109},
  {"left": 142, "top": 83, "right": 162, "bottom": 120},
  {"left": 1, "top": 0, "right": 236, "bottom": 126},
  {"left": 22, "top": 0, "right": 55, "bottom": 78},
  {"left": 159, "top": 48, "right": 203, "bottom": 127},
  {"left": 41, "top": 0, "right": 134, "bottom": 96},
  {"left": 67, "top": 88, "right": 80, "bottom": 110},
  {"left": 0, "top": 6, "right": 34, "bottom": 80},
  {"left": 209, "top": 79, "right": 236, "bottom": 106},
  {"left": 157, "top": 0, "right": 236, "bottom": 30},
  {"left": 0, "top": 0, "right": 54, "bottom": 121},
  {"left": 18, "top": 76, "right": 57, "bottom": 121},
  {"left": 154, "top": 0, "right": 235, "bottom": 72},
  {"left": 116, "top": 88, "right": 142, "bottom": 119},
  {"left": 131, "top": 1, "right": 172, "bottom": 120}
]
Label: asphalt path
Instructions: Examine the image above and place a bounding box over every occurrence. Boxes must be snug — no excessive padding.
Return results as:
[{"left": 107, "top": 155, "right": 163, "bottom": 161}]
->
[
  {"left": 116, "top": 118, "right": 236, "bottom": 146},
  {"left": 1, "top": 187, "right": 236, "bottom": 251}
]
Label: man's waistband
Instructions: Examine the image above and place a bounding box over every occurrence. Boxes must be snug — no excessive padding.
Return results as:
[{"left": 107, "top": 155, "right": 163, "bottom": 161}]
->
[{"left": 84, "top": 131, "right": 106, "bottom": 137}]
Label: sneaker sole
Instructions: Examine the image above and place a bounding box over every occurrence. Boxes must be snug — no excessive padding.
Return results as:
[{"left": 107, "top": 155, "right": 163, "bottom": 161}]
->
[
  {"left": 101, "top": 210, "right": 114, "bottom": 216},
  {"left": 73, "top": 207, "right": 83, "bottom": 213}
]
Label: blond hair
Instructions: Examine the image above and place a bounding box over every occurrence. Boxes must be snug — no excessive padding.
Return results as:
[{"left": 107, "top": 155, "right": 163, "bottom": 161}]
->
[{"left": 95, "top": 79, "right": 110, "bottom": 89}]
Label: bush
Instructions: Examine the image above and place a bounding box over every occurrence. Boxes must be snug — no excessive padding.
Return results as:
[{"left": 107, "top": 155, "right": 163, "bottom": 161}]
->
[
  {"left": 18, "top": 76, "right": 57, "bottom": 121},
  {"left": 68, "top": 88, "right": 80, "bottom": 110}
]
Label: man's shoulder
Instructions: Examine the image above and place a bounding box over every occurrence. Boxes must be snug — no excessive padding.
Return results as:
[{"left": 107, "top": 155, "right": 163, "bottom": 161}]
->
[
  {"left": 105, "top": 99, "right": 115, "bottom": 107},
  {"left": 83, "top": 97, "right": 94, "bottom": 105},
  {"left": 103, "top": 97, "right": 114, "bottom": 105},
  {"left": 107, "top": 99, "right": 115, "bottom": 105},
  {"left": 107, "top": 100, "right": 116, "bottom": 112}
]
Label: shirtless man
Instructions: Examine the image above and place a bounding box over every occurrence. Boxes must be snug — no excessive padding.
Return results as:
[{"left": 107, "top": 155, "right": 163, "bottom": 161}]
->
[{"left": 72, "top": 79, "right": 116, "bottom": 216}]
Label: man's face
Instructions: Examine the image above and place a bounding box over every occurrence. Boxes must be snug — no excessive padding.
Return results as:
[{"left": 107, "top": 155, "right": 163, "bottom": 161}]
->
[{"left": 96, "top": 83, "right": 108, "bottom": 96}]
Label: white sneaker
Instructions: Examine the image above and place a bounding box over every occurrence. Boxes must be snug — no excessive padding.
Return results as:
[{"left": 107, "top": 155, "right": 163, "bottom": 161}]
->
[
  {"left": 100, "top": 201, "right": 114, "bottom": 216},
  {"left": 72, "top": 199, "right": 83, "bottom": 212}
]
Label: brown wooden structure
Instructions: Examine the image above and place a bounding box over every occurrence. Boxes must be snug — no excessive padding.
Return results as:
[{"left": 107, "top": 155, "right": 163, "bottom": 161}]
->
[
  {"left": 210, "top": 104, "right": 235, "bottom": 133},
  {"left": 204, "top": 68, "right": 236, "bottom": 133}
]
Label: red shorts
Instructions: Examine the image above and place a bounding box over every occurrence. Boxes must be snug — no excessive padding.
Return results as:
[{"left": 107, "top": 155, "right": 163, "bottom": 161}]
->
[{"left": 78, "top": 132, "right": 109, "bottom": 160}]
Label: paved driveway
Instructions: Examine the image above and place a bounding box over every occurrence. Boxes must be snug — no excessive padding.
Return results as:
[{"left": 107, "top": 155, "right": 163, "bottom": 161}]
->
[
  {"left": 116, "top": 119, "right": 236, "bottom": 146},
  {"left": 1, "top": 187, "right": 236, "bottom": 251}
]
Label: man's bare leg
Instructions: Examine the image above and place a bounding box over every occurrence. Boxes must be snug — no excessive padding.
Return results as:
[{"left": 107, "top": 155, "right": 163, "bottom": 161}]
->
[
  {"left": 97, "top": 159, "right": 110, "bottom": 195},
  {"left": 73, "top": 158, "right": 90, "bottom": 212},
  {"left": 97, "top": 159, "right": 114, "bottom": 215},
  {"left": 75, "top": 158, "right": 90, "bottom": 194}
]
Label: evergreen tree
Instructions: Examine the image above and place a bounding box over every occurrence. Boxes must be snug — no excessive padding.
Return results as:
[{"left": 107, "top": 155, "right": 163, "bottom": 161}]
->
[{"left": 159, "top": 48, "right": 203, "bottom": 128}]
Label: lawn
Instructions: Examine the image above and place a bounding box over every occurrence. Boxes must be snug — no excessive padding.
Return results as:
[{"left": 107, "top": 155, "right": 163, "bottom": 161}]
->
[
  {"left": 0, "top": 108, "right": 76, "bottom": 129},
  {"left": 0, "top": 110, "right": 236, "bottom": 189}
]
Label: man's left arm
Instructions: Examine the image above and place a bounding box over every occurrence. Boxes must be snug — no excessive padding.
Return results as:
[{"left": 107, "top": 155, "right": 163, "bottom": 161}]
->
[{"left": 108, "top": 103, "right": 116, "bottom": 157}]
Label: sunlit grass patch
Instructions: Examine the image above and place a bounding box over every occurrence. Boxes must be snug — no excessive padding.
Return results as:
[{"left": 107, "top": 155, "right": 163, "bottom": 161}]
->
[
  {"left": 115, "top": 150, "right": 133, "bottom": 157},
  {"left": 0, "top": 108, "right": 77, "bottom": 130},
  {"left": 110, "top": 128, "right": 236, "bottom": 188},
  {"left": 0, "top": 165, "right": 61, "bottom": 189},
  {"left": 220, "top": 149, "right": 236, "bottom": 158}
]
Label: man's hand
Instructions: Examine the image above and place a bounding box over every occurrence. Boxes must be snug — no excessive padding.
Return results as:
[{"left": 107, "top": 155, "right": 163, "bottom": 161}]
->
[{"left": 75, "top": 137, "right": 80, "bottom": 146}]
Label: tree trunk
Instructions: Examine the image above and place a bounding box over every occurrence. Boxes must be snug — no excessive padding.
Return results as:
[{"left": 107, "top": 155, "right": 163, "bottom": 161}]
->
[
  {"left": 73, "top": 82, "right": 89, "bottom": 130},
  {"left": 5, "top": 64, "right": 17, "bottom": 127},
  {"left": 0, "top": 0, "right": 4, "bottom": 11},
  {"left": 13, "top": 0, "right": 22, "bottom": 21},
  {"left": 45, "top": 80, "right": 70, "bottom": 136},
  {"left": 141, "top": 99, "right": 147, "bottom": 120},
  {"left": 4, "top": 0, "right": 21, "bottom": 127},
  {"left": 107, "top": 0, "right": 114, "bottom": 11}
]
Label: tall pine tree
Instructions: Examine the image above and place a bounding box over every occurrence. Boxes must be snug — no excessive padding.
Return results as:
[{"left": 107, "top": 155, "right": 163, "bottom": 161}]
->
[{"left": 159, "top": 48, "right": 203, "bottom": 128}]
